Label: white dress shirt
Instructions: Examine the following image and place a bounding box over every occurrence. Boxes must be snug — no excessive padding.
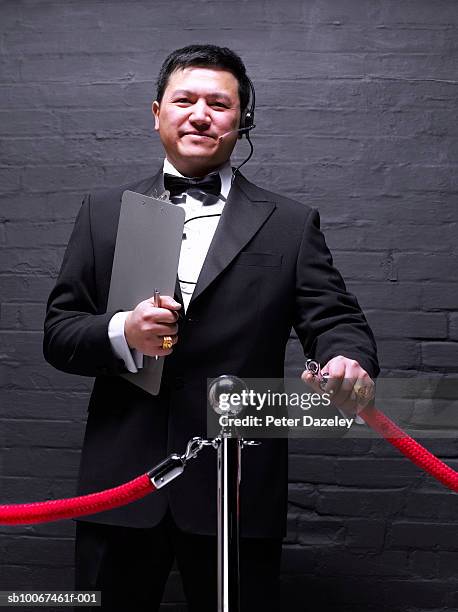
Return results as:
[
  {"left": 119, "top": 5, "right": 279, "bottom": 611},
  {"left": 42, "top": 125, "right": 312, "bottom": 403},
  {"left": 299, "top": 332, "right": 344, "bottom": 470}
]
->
[{"left": 108, "top": 158, "right": 233, "bottom": 373}]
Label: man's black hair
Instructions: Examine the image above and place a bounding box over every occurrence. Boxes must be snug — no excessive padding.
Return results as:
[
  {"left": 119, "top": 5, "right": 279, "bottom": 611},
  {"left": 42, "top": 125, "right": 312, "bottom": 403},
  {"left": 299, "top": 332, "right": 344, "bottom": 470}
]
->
[{"left": 156, "top": 44, "right": 251, "bottom": 113}]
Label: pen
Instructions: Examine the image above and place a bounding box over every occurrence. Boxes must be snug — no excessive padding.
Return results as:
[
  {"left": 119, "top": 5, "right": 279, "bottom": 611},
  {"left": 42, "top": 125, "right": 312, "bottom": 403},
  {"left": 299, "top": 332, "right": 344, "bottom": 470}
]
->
[{"left": 153, "top": 289, "right": 160, "bottom": 360}]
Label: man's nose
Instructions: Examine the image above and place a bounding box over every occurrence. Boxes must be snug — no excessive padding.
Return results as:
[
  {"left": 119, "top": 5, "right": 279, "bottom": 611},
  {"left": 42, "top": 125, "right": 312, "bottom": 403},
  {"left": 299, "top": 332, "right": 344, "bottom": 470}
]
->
[{"left": 189, "top": 100, "right": 211, "bottom": 126}]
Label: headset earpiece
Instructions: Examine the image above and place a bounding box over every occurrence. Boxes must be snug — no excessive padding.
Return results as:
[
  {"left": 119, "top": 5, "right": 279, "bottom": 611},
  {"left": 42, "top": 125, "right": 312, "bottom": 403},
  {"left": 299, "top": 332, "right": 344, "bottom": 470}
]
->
[{"left": 238, "top": 77, "right": 256, "bottom": 138}]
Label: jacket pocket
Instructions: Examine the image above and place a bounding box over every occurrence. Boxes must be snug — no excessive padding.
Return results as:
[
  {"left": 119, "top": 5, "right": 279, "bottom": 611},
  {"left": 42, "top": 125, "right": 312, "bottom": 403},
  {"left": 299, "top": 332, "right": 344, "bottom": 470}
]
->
[{"left": 234, "top": 252, "right": 282, "bottom": 267}]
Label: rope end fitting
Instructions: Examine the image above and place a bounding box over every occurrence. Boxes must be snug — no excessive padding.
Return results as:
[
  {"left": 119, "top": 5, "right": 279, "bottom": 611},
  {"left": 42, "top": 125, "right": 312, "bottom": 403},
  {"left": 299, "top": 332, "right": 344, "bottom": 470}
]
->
[{"left": 147, "top": 455, "right": 185, "bottom": 489}]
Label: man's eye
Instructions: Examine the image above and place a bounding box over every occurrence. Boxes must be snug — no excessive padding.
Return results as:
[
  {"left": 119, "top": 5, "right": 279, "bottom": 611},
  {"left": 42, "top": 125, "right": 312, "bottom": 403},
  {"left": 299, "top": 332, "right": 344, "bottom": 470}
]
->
[
  {"left": 211, "top": 102, "right": 227, "bottom": 108},
  {"left": 175, "top": 98, "right": 191, "bottom": 104}
]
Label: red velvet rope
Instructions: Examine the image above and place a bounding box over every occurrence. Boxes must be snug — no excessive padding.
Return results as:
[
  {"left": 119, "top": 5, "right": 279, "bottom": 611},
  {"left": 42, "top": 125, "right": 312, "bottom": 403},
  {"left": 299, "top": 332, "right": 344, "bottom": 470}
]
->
[
  {"left": 1, "top": 406, "right": 457, "bottom": 526},
  {"left": 0, "top": 473, "right": 155, "bottom": 525},
  {"left": 361, "top": 406, "right": 458, "bottom": 492}
]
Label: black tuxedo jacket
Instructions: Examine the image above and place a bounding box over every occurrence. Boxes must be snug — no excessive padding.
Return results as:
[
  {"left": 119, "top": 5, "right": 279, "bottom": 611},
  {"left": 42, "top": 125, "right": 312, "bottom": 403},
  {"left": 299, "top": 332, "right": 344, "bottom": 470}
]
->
[{"left": 43, "top": 170, "right": 379, "bottom": 538}]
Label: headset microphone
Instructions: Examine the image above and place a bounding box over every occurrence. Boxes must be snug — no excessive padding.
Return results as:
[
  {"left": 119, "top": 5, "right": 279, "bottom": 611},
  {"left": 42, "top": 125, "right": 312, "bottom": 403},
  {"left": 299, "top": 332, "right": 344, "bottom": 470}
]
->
[{"left": 218, "top": 123, "right": 256, "bottom": 142}]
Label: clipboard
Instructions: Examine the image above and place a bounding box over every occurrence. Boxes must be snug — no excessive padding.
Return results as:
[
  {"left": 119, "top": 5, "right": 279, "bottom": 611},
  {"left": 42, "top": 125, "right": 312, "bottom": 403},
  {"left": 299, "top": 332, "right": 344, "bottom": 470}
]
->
[{"left": 107, "top": 190, "right": 185, "bottom": 395}]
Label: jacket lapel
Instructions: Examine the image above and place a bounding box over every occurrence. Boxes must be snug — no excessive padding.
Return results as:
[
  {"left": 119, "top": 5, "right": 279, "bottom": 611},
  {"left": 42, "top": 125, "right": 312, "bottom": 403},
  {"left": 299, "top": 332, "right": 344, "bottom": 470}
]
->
[
  {"left": 189, "top": 173, "right": 276, "bottom": 307},
  {"left": 135, "top": 169, "right": 165, "bottom": 199}
]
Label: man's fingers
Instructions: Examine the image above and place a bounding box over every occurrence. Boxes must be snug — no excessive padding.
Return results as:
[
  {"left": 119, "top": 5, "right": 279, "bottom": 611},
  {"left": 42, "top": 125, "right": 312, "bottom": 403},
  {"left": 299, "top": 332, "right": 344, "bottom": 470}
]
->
[
  {"left": 352, "top": 377, "right": 375, "bottom": 410},
  {"left": 142, "top": 334, "right": 179, "bottom": 357},
  {"left": 302, "top": 356, "right": 375, "bottom": 416},
  {"left": 156, "top": 308, "right": 180, "bottom": 324},
  {"left": 126, "top": 296, "right": 182, "bottom": 353},
  {"left": 138, "top": 305, "right": 179, "bottom": 325},
  {"left": 152, "top": 322, "right": 179, "bottom": 336},
  {"left": 158, "top": 295, "right": 181, "bottom": 307},
  {"left": 301, "top": 370, "right": 322, "bottom": 393},
  {"left": 145, "top": 296, "right": 181, "bottom": 323},
  {"left": 332, "top": 373, "right": 357, "bottom": 406},
  {"left": 154, "top": 334, "right": 179, "bottom": 350},
  {"left": 321, "top": 358, "right": 345, "bottom": 397},
  {"left": 146, "top": 294, "right": 182, "bottom": 310}
]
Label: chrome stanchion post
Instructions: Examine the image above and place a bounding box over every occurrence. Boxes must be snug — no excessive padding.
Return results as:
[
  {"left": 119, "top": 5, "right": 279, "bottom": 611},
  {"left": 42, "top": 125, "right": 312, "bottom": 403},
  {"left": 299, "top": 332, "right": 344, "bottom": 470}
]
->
[
  {"left": 209, "top": 375, "right": 248, "bottom": 612},
  {"left": 217, "top": 435, "right": 241, "bottom": 612}
]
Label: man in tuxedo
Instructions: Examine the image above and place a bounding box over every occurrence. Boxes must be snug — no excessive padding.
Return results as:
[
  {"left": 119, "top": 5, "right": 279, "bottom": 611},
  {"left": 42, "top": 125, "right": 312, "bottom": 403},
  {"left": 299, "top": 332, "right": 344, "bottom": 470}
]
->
[{"left": 44, "top": 45, "right": 378, "bottom": 611}]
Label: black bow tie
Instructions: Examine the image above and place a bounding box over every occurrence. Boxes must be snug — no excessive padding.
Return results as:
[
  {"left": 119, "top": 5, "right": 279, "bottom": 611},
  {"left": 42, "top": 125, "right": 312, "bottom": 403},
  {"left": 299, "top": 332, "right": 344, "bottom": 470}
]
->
[{"left": 164, "top": 172, "right": 221, "bottom": 199}]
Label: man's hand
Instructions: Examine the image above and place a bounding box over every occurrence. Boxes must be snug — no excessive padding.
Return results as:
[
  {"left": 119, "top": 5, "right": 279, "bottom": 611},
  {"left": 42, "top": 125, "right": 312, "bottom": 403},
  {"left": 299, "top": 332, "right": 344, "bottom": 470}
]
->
[
  {"left": 301, "top": 355, "right": 375, "bottom": 415},
  {"left": 124, "top": 295, "right": 181, "bottom": 357}
]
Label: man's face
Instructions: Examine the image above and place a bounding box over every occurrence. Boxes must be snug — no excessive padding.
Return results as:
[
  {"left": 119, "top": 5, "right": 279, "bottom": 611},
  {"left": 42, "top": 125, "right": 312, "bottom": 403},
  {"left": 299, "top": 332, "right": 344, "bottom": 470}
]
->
[{"left": 152, "top": 66, "right": 241, "bottom": 177}]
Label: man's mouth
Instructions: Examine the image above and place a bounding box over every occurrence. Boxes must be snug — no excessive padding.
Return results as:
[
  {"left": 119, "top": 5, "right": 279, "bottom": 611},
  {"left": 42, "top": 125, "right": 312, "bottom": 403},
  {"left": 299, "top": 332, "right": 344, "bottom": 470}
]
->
[{"left": 183, "top": 132, "right": 215, "bottom": 140}]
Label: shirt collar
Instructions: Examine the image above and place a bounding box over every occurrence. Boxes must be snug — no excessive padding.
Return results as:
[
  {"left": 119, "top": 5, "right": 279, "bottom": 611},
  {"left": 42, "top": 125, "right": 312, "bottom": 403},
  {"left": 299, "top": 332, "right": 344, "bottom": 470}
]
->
[{"left": 162, "top": 158, "right": 233, "bottom": 201}]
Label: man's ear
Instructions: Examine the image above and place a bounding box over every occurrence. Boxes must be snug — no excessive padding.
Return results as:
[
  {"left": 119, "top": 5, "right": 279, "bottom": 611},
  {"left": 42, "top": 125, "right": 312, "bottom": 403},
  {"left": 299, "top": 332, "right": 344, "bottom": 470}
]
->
[{"left": 152, "top": 101, "right": 160, "bottom": 130}]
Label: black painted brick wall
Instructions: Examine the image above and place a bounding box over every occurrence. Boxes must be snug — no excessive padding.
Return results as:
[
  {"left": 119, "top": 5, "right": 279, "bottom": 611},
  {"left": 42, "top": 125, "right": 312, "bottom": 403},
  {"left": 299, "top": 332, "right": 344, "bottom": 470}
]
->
[{"left": 1, "top": 1, "right": 457, "bottom": 611}]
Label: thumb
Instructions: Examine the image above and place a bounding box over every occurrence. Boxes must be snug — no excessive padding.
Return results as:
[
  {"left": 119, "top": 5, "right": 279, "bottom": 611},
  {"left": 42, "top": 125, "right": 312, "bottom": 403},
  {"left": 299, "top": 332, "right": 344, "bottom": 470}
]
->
[{"left": 158, "top": 295, "right": 182, "bottom": 310}]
